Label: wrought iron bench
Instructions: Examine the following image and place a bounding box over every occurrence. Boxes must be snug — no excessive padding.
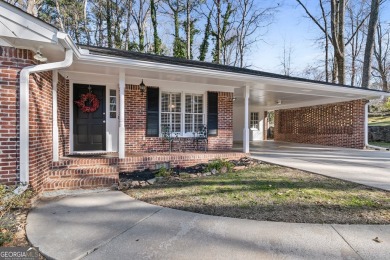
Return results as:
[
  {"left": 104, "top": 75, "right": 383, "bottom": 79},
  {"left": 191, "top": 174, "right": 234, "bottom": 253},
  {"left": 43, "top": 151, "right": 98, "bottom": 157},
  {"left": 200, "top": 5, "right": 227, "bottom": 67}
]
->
[{"left": 193, "top": 124, "right": 208, "bottom": 152}]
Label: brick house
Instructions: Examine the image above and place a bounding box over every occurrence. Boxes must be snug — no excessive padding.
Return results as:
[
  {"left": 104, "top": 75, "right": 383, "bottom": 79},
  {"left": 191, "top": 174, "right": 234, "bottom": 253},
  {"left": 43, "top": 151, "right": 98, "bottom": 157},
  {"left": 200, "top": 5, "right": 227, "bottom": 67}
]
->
[{"left": 0, "top": 2, "right": 388, "bottom": 192}]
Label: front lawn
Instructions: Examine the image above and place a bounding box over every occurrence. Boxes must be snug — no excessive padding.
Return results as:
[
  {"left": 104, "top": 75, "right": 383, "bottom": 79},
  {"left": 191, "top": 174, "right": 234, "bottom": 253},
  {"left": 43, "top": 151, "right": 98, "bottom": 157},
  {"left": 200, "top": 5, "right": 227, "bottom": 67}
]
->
[
  {"left": 369, "top": 142, "right": 390, "bottom": 149},
  {"left": 126, "top": 164, "right": 390, "bottom": 224},
  {"left": 368, "top": 115, "right": 390, "bottom": 126}
]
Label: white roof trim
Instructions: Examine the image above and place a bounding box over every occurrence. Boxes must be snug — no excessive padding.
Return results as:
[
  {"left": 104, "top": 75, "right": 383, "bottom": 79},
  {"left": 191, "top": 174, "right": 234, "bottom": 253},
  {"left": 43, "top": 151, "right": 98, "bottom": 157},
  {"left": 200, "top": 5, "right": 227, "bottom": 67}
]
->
[
  {"left": 74, "top": 49, "right": 388, "bottom": 99},
  {"left": 0, "top": 1, "right": 58, "bottom": 44}
]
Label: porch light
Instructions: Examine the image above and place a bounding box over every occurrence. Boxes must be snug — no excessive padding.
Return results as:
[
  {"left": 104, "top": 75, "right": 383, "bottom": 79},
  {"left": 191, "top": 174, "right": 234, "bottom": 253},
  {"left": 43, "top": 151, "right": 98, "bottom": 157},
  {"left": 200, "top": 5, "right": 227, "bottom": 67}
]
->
[
  {"left": 139, "top": 79, "right": 146, "bottom": 93},
  {"left": 33, "top": 48, "right": 47, "bottom": 62},
  {"left": 232, "top": 97, "right": 236, "bottom": 101}
]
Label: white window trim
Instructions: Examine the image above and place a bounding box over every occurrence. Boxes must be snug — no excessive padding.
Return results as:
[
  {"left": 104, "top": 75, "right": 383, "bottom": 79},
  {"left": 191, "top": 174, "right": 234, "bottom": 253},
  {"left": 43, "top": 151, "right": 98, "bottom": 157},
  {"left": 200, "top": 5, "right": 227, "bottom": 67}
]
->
[
  {"left": 250, "top": 112, "right": 259, "bottom": 130},
  {"left": 159, "top": 90, "right": 206, "bottom": 137}
]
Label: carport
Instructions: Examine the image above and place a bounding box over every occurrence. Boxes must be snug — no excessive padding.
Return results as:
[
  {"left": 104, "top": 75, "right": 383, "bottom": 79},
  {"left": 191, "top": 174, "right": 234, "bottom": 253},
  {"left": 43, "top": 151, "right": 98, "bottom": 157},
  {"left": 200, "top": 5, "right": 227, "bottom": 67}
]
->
[{"left": 232, "top": 76, "right": 390, "bottom": 152}]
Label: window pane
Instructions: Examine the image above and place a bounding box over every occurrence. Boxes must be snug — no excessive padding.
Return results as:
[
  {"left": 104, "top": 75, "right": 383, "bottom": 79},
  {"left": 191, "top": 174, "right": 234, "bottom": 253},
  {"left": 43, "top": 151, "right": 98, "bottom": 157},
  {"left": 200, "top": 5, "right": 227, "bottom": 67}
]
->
[
  {"left": 194, "top": 95, "right": 203, "bottom": 113},
  {"left": 172, "top": 113, "right": 181, "bottom": 132},
  {"left": 171, "top": 93, "right": 181, "bottom": 112},
  {"left": 161, "top": 93, "right": 169, "bottom": 112},
  {"left": 185, "top": 114, "right": 193, "bottom": 133},
  {"left": 195, "top": 114, "right": 203, "bottom": 129},
  {"left": 110, "top": 89, "right": 116, "bottom": 96},
  {"left": 185, "top": 95, "right": 192, "bottom": 113}
]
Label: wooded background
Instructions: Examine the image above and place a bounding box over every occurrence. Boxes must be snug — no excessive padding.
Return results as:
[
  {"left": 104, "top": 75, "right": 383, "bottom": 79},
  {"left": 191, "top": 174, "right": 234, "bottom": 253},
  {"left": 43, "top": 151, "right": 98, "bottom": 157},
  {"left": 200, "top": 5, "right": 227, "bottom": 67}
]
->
[{"left": 6, "top": 0, "right": 390, "bottom": 91}]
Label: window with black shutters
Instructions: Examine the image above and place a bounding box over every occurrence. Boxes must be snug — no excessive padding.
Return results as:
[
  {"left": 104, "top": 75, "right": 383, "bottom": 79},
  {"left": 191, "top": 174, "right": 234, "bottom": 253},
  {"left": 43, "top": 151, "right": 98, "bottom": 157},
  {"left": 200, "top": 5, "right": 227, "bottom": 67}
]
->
[
  {"left": 146, "top": 87, "right": 159, "bottom": 137},
  {"left": 207, "top": 92, "right": 218, "bottom": 136}
]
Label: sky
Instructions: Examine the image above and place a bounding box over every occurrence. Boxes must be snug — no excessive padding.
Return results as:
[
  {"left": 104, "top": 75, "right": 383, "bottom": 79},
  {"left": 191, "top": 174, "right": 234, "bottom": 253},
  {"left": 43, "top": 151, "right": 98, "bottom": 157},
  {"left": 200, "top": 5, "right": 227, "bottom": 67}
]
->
[{"left": 250, "top": 0, "right": 390, "bottom": 75}]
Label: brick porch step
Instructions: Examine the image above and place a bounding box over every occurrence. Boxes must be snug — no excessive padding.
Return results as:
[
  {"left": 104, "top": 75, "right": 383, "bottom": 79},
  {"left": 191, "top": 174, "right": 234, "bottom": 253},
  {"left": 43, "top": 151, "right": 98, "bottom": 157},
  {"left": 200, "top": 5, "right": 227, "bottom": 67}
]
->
[
  {"left": 52, "top": 157, "right": 119, "bottom": 169},
  {"left": 49, "top": 165, "right": 119, "bottom": 178},
  {"left": 43, "top": 176, "right": 118, "bottom": 191}
]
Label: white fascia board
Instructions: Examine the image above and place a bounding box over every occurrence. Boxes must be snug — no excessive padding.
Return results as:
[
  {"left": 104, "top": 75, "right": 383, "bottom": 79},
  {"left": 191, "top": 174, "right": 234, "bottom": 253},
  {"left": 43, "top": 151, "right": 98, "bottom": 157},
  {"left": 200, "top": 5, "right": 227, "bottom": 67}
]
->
[
  {"left": 74, "top": 51, "right": 387, "bottom": 99},
  {"left": 263, "top": 97, "right": 364, "bottom": 111},
  {"left": 0, "top": 2, "right": 58, "bottom": 43}
]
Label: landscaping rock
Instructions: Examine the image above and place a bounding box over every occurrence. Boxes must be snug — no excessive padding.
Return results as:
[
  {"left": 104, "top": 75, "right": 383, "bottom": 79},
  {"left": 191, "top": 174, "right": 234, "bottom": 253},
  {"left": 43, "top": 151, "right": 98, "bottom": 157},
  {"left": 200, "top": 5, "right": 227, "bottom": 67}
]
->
[
  {"left": 189, "top": 174, "right": 198, "bottom": 178},
  {"left": 204, "top": 172, "right": 211, "bottom": 176},
  {"left": 368, "top": 126, "right": 390, "bottom": 142},
  {"left": 139, "top": 181, "right": 147, "bottom": 187},
  {"left": 211, "top": 169, "right": 218, "bottom": 175},
  {"left": 147, "top": 178, "right": 156, "bottom": 185},
  {"left": 131, "top": 181, "right": 140, "bottom": 187},
  {"left": 111, "top": 183, "right": 119, "bottom": 190},
  {"left": 155, "top": 177, "right": 164, "bottom": 182},
  {"left": 220, "top": 166, "right": 228, "bottom": 174}
]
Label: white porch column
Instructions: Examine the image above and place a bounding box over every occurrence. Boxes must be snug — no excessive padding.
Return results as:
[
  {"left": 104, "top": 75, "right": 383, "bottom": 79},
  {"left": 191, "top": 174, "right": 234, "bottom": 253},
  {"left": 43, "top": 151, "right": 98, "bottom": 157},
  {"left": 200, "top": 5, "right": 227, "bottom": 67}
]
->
[
  {"left": 52, "top": 70, "right": 59, "bottom": 162},
  {"left": 118, "top": 70, "right": 125, "bottom": 159},
  {"left": 243, "top": 85, "right": 250, "bottom": 153}
]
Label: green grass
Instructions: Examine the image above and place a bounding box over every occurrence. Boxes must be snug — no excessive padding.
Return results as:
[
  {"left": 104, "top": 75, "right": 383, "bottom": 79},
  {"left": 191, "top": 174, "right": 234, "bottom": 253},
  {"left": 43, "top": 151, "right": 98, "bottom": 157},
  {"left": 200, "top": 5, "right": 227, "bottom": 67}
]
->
[
  {"left": 368, "top": 115, "right": 390, "bottom": 126},
  {"left": 126, "top": 164, "right": 390, "bottom": 224},
  {"left": 369, "top": 142, "right": 390, "bottom": 149}
]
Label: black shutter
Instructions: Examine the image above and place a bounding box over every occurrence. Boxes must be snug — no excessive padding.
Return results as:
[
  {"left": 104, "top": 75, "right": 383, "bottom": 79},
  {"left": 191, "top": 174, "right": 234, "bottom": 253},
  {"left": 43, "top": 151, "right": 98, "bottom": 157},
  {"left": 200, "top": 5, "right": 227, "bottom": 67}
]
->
[
  {"left": 146, "top": 87, "right": 159, "bottom": 137},
  {"left": 207, "top": 92, "right": 218, "bottom": 136}
]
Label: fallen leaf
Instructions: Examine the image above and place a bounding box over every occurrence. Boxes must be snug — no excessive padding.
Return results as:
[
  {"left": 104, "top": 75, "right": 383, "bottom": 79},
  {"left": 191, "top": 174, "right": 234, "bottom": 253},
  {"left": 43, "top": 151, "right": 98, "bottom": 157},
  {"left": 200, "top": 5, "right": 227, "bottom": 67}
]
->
[{"left": 373, "top": 237, "right": 382, "bottom": 243}]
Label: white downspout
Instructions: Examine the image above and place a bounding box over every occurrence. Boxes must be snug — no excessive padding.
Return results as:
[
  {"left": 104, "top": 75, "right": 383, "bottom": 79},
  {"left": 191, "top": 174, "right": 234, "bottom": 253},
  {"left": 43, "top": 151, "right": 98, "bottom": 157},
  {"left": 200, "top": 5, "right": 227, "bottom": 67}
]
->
[
  {"left": 17, "top": 49, "right": 73, "bottom": 194},
  {"left": 364, "top": 101, "right": 389, "bottom": 151}
]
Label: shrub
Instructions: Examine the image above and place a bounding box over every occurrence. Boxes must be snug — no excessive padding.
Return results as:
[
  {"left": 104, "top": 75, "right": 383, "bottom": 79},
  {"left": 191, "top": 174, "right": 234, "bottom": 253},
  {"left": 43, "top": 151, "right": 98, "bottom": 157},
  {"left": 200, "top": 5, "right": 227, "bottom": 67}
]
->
[
  {"left": 205, "top": 159, "right": 234, "bottom": 173},
  {"left": 155, "top": 167, "right": 172, "bottom": 177}
]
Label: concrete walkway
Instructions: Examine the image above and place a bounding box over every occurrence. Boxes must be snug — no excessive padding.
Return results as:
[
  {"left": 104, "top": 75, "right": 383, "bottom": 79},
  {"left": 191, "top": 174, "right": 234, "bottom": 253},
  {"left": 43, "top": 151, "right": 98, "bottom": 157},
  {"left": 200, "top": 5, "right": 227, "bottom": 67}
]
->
[
  {"left": 27, "top": 191, "right": 390, "bottom": 260},
  {"left": 249, "top": 141, "right": 390, "bottom": 191}
]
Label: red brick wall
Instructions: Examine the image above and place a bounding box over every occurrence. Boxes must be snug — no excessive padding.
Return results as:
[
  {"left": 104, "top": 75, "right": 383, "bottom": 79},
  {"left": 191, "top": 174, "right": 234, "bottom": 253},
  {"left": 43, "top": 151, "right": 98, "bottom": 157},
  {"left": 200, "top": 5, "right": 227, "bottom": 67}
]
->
[
  {"left": 57, "top": 74, "right": 69, "bottom": 157},
  {"left": 0, "top": 46, "right": 58, "bottom": 191},
  {"left": 208, "top": 92, "right": 233, "bottom": 150},
  {"left": 274, "top": 99, "right": 367, "bottom": 149},
  {"left": 125, "top": 85, "right": 233, "bottom": 153},
  {"left": 29, "top": 71, "right": 53, "bottom": 191}
]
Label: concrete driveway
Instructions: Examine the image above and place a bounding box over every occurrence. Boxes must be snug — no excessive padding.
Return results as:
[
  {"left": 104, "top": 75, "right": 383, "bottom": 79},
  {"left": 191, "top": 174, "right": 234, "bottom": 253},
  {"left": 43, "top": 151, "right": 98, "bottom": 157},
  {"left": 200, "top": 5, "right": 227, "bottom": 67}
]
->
[
  {"left": 27, "top": 191, "right": 390, "bottom": 260},
  {"left": 249, "top": 141, "right": 390, "bottom": 191}
]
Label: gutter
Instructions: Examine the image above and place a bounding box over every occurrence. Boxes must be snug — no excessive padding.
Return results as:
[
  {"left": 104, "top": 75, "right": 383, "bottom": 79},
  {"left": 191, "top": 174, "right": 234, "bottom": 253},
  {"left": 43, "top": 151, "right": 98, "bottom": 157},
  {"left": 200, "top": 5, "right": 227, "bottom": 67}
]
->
[
  {"left": 17, "top": 47, "right": 73, "bottom": 194},
  {"left": 364, "top": 100, "right": 389, "bottom": 151}
]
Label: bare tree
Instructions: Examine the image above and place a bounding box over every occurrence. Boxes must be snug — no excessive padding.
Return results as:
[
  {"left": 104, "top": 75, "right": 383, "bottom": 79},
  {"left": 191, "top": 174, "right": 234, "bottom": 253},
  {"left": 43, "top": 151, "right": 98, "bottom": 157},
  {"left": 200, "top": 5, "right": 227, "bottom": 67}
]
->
[
  {"left": 279, "top": 40, "right": 294, "bottom": 76},
  {"left": 372, "top": 20, "right": 390, "bottom": 91},
  {"left": 132, "top": 0, "right": 151, "bottom": 52},
  {"left": 362, "top": 0, "right": 380, "bottom": 88},
  {"left": 345, "top": 0, "right": 368, "bottom": 86},
  {"left": 235, "top": 0, "right": 277, "bottom": 68}
]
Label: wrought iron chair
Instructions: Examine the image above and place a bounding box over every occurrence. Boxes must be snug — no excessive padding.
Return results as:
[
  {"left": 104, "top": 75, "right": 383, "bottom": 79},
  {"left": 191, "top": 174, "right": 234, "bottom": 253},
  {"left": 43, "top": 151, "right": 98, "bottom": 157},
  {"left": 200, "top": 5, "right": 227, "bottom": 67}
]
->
[
  {"left": 193, "top": 124, "right": 208, "bottom": 152},
  {"left": 161, "top": 125, "right": 181, "bottom": 153},
  {"left": 161, "top": 125, "right": 174, "bottom": 153}
]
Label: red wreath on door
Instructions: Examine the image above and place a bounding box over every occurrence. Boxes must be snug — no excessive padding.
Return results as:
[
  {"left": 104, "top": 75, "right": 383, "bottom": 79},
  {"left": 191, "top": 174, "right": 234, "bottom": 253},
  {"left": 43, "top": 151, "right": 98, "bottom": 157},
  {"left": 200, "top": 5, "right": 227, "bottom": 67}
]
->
[{"left": 75, "top": 93, "right": 100, "bottom": 113}]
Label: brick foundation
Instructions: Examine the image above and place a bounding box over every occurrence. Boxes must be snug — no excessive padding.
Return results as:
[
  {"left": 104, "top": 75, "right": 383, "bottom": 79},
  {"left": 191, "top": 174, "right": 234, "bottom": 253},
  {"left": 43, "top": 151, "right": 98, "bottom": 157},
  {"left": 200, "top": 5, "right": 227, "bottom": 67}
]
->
[
  {"left": 274, "top": 100, "right": 367, "bottom": 149},
  {"left": 125, "top": 85, "right": 233, "bottom": 153}
]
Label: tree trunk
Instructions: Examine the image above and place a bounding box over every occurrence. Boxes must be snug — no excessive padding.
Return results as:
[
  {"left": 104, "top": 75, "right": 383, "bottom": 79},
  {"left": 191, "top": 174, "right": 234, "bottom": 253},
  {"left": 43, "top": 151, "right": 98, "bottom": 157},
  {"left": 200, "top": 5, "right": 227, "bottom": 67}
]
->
[
  {"left": 106, "top": 0, "right": 112, "bottom": 48},
  {"left": 319, "top": 0, "right": 329, "bottom": 82},
  {"left": 151, "top": 0, "right": 161, "bottom": 54},
  {"left": 362, "top": 0, "right": 380, "bottom": 88},
  {"left": 216, "top": 0, "right": 221, "bottom": 64},
  {"left": 186, "top": 0, "right": 191, "bottom": 59}
]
